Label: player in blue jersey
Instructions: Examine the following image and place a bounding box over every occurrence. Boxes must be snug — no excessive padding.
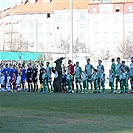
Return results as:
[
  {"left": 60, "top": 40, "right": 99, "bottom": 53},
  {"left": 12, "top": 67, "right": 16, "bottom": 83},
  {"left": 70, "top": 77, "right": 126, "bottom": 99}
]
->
[{"left": 21, "top": 64, "right": 27, "bottom": 92}]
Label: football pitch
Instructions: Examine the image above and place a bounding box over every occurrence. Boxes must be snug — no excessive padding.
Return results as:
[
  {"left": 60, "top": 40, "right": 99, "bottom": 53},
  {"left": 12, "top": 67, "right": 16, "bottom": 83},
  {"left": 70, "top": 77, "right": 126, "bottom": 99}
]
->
[{"left": 0, "top": 92, "right": 133, "bottom": 133}]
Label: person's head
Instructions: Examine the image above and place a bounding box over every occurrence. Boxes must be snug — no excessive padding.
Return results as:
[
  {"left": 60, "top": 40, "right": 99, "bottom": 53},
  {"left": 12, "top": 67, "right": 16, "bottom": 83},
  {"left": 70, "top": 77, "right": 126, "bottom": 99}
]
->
[
  {"left": 122, "top": 61, "right": 125, "bottom": 66},
  {"left": 98, "top": 60, "right": 102, "bottom": 65},
  {"left": 111, "top": 58, "right": 115, "bottom": 62},
  {"left": 68, "top": 60, "right": 72, "bottom": 65},
  {"left": 13, "top": 64, "right": 16, "bottom": 68},
  {"left": 6, "top": 64, "right": 8, "bottom": 68},
  {"left": 117, "top": 57, "right": 120, "bottom": 63},
  {"left": 17, "top": 73, "right": 20, "bottom": 76},
  {"left": 109, "top": 69, "right": 113, "bottom": 74},
  {"left": 76, "top": 62, "right": 79, "bottom": 66},
  {"left": 131, "top": 57, "right": 133, "bottom": 63},
  {"left": 46, "top": 62, "right": 50, "bottom": 66},
  {"left": 87, "top": 58, "right": 90, "bottom": 64}
]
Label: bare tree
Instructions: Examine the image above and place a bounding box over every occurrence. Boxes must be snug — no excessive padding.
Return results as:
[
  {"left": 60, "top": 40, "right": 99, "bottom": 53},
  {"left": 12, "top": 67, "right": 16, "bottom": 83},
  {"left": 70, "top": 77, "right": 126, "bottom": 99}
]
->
[
  {"left": 60, "top": 36, "right": 90, "bottom": 54},
  {"left": 117, "top": 38, "right": 132, "bottom": 59},
  {"left": 98, "top": 48, "right": 112, "bottom": 60},
  {"left": 3, "top": 23, "right": 28, "bottom": 51}
]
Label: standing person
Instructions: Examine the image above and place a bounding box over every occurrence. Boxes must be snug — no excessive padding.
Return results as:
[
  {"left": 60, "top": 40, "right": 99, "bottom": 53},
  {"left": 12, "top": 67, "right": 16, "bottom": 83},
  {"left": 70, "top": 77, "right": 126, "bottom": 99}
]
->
[
  {"left": 97, "top": 60, "right": 104, "bottom": 93},
  {"left": 120, "top": 69, "right": 129, "bottom": 94},
  {"left": 115, "top": 57, "right": 122, "bottom": 93},
  {"left": 46, "top": 62, "right": 53, "bottom": 92},
  {"left": 6, "top": 73, "right": 11, "bottom": 92},
  {"left": 26, "top": 64, "right": 33, "bottom": 92},
  {"left": 0, "top": 72, "right": 5, "bottom": 92},
  {"left": 3, "top": 64, "right": 9, "bottom": 90},
  {"left": 111, "top": 58, "right": 116, "bottom": 75},
  {"left": 16, "top": 73, "right": 21, "bottom": 92},
  {"left": 61, "top": 70, "right": 67, "bottom": 93},
  {"left": 12, "top": 72, "right": 16, "bottom": 92},
  {"left": 121, "top": 61, "right": 130, "bottom": 75},
  {"left": 21, "top": 64, "right": 26, "bottom": 92},
  {"left": 66, "top": 69, "right": 73, "bottom": 93},
  {"left": 74, "top": 62, "right": 82, "bottom": 93},
  {"left": 82, "top": 71, "right": 88, "bottom": 93},
  {"left": 92, "top": 69, "right": 98, "bottom": 93},
  {"left": 68, "top": 60, "right": 74, "bottom": 93},
  {"left": 85, "top": 58, "right": 94, "bottom": 92},
  {"left": 130, "top": 57, "right": 133, "bottom": 93},
  {"left": 42, "top": 69, "right": 48, "bottom": 92},
  {"left": 108, "top": 69, "right": 115, "bottom": 94},
  {"left": 100, "top": 68, "right": 106, "bottom": 93},
  {"left": 39, "top": 63, "right": 45, "bottom": 92},
  {"left": 32, "top": 64, "right": 38, "bottom": 92}
]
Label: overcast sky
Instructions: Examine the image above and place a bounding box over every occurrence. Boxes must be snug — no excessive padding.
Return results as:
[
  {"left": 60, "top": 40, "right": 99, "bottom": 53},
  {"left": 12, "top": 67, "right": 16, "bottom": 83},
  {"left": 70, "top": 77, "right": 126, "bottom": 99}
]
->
[{"left": 0, "top": 0, "right": 17, "bottom": 10}]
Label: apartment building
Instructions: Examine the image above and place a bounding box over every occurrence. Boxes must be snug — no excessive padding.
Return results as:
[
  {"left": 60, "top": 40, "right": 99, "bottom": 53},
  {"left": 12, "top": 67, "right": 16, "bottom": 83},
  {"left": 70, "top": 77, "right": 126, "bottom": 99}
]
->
[
  {"left": 0, "top": 0, "right": 133, "bottom": 59},
  {"left": 88, "top": 0, "right": 133, "bottom": 57}
]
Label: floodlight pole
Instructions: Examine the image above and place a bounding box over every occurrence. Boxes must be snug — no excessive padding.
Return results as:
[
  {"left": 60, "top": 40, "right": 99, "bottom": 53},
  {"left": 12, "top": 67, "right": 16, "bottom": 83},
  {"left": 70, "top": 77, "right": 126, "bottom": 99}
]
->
[
  {"left": 132, "top": 33, "right": 133, "bottom": 57},
  {"left": 70, "top": 0, "right": 73, "bottom": 61}
]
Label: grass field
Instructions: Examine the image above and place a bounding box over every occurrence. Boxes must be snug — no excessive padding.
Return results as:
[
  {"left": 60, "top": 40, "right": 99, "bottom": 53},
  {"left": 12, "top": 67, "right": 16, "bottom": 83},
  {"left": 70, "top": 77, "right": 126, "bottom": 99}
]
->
[{"left": 0, "top": 92, "right": 133, "bottom": 133}]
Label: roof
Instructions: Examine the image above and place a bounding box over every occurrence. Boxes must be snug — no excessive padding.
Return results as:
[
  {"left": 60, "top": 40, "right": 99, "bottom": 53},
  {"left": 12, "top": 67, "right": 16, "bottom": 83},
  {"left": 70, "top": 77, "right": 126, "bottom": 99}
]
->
[
  {"left": 9, "top": 0, "right": 93, "bottom": 15},
  {"left": 1, "top": 0, "right": 133, "bottom": 16}
]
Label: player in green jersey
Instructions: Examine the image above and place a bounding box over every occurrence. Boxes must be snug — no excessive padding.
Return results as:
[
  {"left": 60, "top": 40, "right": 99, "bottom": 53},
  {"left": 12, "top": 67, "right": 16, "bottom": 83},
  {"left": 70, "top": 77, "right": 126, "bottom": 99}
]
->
[
  {"left": 74, "top": 62, "right": 82, "bottom": 93},
  {"left": 97, "top": 60, "right": 104, "bottom": 93},
  {"left": 85, "top": 58, "right": 94, "bottom": 92}
]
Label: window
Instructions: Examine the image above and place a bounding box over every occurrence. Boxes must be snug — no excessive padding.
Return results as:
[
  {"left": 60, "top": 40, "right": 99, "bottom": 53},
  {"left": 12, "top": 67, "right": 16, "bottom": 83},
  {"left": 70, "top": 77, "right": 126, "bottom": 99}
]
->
[
  {"left": 103, "top": 37, "right": 109, "bottom": 43},
  {"left": 57, "top": 24, "right": 62, "bottom": 30},
  {"left": 80, "top": 33, "right": 86, "bottom": 42},
  {"left": 94, "top": 27, "right": 99, "bottom": 33},
  {"left": 113, "top": 37, "right": 119, "bottom": 43},
  {"left": 128, "top": 6, "right": 133, "bottom": 12},
  {"left": 47, "top": 13, "right": 50, "bottom": 18},
  {"left": 103, "top": 17, "right": 108, "bottom": 22},
  {"left": 80, "top": 14, "right": 86, "bottom": 20},
  {"left": 38, "top": 33, "right": 43, "bottom": 39},
  {"left": 103, "top": 7, "right": 109, "bottom": 13},
  {"left": 29, "top": 23, "right": 34, "bottom": 29},
  {"left": 21, "top": 15, "right": 26, "bottom": 20},
  {"left": 30, "top": 14, "right": 34, "bottom": 19},
  {"left": 29, "top": 33, "right": 34, "bottom": 39},
  {"left": 80, "top": 24, "right": 86, "bottom": 30},
  {"left": 92, "top": 8, "right": 97, "bottom": 13},
  {"left": 57, "top": 14, "right": 62, "bottom": 20},
  {"left": 20, "top": 23, "right": 25, "bottom": 29},
  {"left": 38, "top": 14, "right": 44, "bottom": 19},
  {"left": 103, "top": 27, "right": 109, "bottom": 33},
  {"left": 127, "top": 16, "right": 133, "bottom": 22},
  {"left": 38, "top": 42, "right": 44, "bottom": 50},
  {"left": 38, "top": 23, "right": 42, "bottom": 29},
  {"left": 127, "top": 26, "right": 133, "bottom": 32},
  {"left": 94, "top": 17, "right": 99, "bottom": 22},
  {"left": 47, "top": 32, "right": 52, "bottom": 38},
  {"left": 115, "top": 6, "right": 120, "bottom": 12},
  {"left": 47, "top": 23, "right": 52, "bottom": 29},
  {"left": 94, "top": 37, "right": 99, "bottom": 44}
]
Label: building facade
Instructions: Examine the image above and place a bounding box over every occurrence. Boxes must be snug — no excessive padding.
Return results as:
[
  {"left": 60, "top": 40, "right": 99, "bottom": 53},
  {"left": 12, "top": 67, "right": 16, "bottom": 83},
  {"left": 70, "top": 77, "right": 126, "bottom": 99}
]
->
[{"left": 0, "top": 0, "right": 133, "bottom": 60}]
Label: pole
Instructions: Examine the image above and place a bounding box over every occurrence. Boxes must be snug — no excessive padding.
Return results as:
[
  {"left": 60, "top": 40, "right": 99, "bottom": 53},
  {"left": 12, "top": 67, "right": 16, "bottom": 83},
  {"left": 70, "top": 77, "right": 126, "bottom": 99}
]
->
[
  {"left": 132, "top": 33, "right": 133, "bottom": 57},
  {"left": 70, "top": 0, "right": 73, "bottom": 61}
]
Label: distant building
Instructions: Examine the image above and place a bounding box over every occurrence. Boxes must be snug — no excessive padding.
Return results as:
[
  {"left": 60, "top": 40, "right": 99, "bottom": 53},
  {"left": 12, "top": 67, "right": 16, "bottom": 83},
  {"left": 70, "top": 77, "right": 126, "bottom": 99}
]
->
[{"left": 0, "top": 0, "right": 133, "bottom": 60}]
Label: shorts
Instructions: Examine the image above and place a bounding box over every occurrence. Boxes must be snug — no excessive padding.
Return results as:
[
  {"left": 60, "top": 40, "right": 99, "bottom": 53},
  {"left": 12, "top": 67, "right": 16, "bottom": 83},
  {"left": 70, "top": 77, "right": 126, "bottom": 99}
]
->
[{"left": 32, "top": 78, "right": 38, "bottom": 83}]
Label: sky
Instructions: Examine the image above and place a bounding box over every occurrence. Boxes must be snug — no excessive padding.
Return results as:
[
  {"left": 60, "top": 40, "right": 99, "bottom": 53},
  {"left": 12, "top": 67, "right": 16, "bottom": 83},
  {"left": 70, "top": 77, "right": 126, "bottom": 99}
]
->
[{"left": 0, "top": 0, "right": 17, "bottom": 10}]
